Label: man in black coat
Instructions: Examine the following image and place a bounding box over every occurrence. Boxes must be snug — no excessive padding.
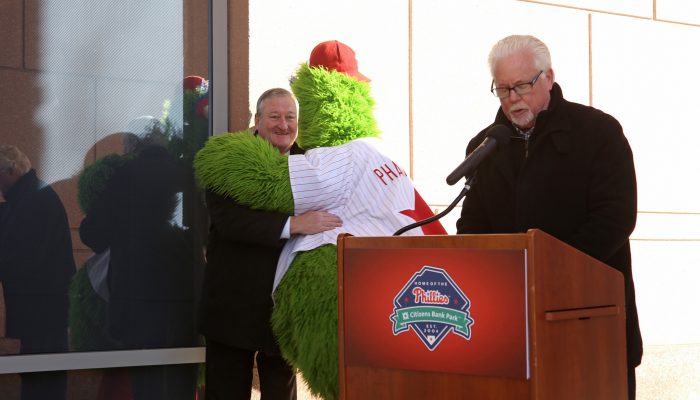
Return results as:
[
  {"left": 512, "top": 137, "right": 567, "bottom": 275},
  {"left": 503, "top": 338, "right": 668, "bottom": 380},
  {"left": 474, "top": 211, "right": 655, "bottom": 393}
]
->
[
  {"left": 0, "top": 145, "right": 75, "bottom": 400},
  {"left": 456, "top": 35, "right": 642, "bottom": 400},
  {"left": 199, "top": 88, "right": 342, "bottom": 399}
]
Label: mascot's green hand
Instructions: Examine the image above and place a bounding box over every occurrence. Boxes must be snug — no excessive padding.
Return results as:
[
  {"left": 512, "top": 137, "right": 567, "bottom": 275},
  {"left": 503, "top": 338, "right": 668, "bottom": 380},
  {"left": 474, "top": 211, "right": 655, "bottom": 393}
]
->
[{"left": 194, "top": 131, "right": 294, "bottom": 214}]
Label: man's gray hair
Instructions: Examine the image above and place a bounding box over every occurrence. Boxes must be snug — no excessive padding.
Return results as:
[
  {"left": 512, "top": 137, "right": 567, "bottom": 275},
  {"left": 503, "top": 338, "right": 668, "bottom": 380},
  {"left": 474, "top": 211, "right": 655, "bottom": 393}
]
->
[
  {"left": 255, "top": 88, "right": 295, "bottom": 117},
  {"left": 488, "top": 35, "right": 552, "bottom": 78},
  {"left": 0, "top": 145, "right": 31, "bottom": 175}
]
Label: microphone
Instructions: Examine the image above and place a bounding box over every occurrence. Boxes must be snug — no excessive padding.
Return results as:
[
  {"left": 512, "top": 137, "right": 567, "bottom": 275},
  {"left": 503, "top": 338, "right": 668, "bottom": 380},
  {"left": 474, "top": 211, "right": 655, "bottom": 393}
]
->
[{"left": 445, "top": 124, "right": 511, "bottom": 185}]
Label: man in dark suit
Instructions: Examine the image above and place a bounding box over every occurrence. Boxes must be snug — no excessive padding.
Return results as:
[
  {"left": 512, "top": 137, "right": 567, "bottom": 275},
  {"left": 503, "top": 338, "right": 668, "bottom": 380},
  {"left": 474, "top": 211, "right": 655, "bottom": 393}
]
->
[
  {"left": 456, "top": 35, "right": 642, "bottom": 400},
  {"left": 199, "top": 88, "right": 342, "bottom": 399}
]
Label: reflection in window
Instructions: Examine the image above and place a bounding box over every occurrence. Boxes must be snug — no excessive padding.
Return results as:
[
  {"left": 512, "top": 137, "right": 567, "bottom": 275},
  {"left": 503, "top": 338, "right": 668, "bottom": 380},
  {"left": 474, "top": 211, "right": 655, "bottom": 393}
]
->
[{"left": 0, "top": 1, "right": 208, "bottom": 399}]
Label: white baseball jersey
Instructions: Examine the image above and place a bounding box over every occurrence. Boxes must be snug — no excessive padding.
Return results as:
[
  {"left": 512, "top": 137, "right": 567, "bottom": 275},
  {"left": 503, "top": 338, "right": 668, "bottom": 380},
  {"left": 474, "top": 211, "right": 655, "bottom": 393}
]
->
[{"left": 272, "top": 138, "right": 444, "bottom": 291}]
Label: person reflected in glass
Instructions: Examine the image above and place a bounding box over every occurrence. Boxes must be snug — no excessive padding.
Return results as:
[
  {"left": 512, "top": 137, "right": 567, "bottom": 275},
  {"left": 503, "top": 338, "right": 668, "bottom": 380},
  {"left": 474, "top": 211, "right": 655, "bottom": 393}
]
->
[
  {"left": 79, "top": 123, "right": 198, "bottom": 400},
  {"left": 0, "top": 144, "right": 75, "bottom": 400}
]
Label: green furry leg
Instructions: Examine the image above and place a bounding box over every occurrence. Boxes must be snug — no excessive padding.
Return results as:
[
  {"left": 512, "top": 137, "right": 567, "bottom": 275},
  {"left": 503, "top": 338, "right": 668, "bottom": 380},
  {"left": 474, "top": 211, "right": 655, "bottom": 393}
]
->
[{"left": 271, "top": 244, "right": 338, "bottom": 400}]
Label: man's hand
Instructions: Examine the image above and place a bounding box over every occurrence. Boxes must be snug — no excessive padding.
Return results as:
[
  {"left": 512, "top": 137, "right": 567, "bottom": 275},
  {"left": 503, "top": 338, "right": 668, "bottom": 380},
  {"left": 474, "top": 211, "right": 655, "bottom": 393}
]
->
[{"left": 290, "top": 211, "right": 343, "bottom": 235}]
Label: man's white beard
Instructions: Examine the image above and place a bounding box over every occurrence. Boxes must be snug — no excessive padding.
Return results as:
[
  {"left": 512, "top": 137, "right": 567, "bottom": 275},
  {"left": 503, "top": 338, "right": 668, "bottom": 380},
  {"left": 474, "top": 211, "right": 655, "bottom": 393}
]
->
[{"left": 508, "top": 104, "right": 535, "bottom": 129}]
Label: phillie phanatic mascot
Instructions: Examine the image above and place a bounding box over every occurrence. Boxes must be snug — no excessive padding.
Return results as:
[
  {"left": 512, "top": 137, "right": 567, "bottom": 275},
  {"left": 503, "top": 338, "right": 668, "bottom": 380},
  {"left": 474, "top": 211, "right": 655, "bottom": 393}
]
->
[{"left": 194, "top": 40, "right": 446, "bottom": 399}]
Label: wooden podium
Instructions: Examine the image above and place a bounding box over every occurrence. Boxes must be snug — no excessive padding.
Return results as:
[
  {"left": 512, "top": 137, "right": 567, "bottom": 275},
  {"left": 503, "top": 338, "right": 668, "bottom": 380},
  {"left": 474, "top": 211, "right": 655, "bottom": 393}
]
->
[{"left": 337, "top": 229, "right": 627, "bottom": 400}]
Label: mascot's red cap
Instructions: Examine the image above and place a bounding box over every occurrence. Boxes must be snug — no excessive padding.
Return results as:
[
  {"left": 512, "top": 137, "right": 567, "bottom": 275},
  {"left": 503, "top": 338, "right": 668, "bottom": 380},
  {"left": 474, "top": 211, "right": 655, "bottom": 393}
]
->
[
  {"left": 183, "top": 75, "right": 206, "bottom": 91},
  {"left": 309, "top": 40, "right": 370, "bottom": 82}
]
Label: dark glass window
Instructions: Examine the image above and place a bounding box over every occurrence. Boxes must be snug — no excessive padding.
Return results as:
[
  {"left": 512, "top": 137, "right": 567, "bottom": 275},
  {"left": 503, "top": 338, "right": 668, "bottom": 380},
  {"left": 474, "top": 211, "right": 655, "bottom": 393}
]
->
[{"left": 0, "top": 1, "right": 208, "bottom": 399}]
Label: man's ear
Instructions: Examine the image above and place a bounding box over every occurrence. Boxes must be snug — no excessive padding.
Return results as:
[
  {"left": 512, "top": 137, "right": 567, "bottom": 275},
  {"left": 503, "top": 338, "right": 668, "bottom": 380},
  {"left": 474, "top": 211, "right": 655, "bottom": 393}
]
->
[{"left": 545, "top": 68, "right": 555, "bottom": 87}]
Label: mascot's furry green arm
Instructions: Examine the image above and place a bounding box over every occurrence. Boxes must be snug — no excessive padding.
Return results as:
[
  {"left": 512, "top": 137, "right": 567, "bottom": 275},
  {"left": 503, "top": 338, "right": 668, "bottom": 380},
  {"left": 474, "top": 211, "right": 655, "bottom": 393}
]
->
[
  {"left": 192, "top": 131, "right": 293, "bottom": 214},
  {"left": 194, "top": 64, "right": 379, "bottom": 400}
]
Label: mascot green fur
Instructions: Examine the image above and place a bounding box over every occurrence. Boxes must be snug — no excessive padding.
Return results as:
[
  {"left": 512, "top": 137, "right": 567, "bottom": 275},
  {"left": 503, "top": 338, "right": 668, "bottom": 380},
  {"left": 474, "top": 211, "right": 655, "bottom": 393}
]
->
[{"left": 195, "top": 46, "right": 444, "bottom": 399}]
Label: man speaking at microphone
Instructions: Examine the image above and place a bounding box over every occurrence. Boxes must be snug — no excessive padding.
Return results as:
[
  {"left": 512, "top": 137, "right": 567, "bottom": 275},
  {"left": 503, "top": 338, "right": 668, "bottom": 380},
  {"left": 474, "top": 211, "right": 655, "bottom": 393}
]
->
[{"left": 454, "top": 34, "right": 642, "bottom": 399}]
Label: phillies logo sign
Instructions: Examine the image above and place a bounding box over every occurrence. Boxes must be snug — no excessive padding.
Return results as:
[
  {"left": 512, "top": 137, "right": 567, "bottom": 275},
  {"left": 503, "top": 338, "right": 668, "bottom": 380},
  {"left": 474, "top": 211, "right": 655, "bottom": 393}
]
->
[{"left": 390, "top": 266, "right": 474, "bottom": 351}]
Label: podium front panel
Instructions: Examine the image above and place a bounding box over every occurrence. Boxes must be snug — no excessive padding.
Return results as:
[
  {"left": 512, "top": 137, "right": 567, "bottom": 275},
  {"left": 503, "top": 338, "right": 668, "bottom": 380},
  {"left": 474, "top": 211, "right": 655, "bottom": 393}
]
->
[{"left": 342, "top": 247, "right": 529, "bottom": 379}]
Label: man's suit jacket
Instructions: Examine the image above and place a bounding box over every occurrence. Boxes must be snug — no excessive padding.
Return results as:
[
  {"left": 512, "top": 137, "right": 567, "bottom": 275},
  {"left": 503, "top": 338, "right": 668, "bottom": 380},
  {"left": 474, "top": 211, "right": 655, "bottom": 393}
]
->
[{"left": 198, "top": 143, "right": 303, "bottom": 353}]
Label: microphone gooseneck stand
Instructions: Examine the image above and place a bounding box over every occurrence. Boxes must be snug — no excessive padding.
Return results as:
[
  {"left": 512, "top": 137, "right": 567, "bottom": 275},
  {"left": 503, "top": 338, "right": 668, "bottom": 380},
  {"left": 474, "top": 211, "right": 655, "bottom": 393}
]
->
[{"left": 393, "top": 175, "right": 475, "bottom": 236}]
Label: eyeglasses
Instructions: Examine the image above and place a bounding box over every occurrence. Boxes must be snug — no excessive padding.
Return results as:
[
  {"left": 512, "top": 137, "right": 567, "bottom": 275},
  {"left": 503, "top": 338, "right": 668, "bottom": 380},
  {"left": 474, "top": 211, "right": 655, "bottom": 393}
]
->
[{"left": 491, "top": 70, "right": 543, "bottom": 98}]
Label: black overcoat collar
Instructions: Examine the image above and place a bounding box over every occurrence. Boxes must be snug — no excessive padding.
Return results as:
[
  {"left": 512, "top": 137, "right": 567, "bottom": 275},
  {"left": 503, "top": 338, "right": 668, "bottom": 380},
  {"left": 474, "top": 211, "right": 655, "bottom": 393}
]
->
[{"left": 487, "top": 83, "right": 573, "bottom": 186}]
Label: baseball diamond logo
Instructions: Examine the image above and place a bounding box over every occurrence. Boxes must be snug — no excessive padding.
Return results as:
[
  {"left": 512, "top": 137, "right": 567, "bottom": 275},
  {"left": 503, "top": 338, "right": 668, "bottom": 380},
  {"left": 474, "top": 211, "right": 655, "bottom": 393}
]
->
[{"left": 390, "top": 266, "right": 474, "bottom": 351}]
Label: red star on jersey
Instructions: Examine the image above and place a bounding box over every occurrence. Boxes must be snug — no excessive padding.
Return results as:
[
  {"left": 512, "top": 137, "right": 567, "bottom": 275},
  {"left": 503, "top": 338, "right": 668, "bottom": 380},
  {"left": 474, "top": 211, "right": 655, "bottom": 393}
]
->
[{"left": 399, "top": 190, "right": 448, "bottom": 235}]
